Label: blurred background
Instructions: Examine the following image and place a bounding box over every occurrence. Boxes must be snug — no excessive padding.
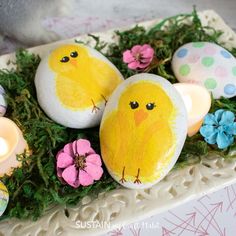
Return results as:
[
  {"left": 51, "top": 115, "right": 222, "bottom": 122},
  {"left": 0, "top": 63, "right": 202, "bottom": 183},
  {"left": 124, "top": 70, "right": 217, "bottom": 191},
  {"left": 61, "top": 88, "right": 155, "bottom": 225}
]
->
[{"left": 0, "top": 0, "right": 235, "bottom": 54}]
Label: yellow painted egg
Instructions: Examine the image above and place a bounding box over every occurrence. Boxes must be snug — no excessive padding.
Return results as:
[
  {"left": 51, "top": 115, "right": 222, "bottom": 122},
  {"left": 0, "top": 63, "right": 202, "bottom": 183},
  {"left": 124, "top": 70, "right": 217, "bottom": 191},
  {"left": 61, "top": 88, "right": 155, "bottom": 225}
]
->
[
  {"left": 100, "top": 73, "right": 188, "bottom": 189},
  {"left": 35, "top": 44, "right": 124, "bottom": 128},
  {"left": 0, "top": 181, "right": 9, "bottom": 216}
]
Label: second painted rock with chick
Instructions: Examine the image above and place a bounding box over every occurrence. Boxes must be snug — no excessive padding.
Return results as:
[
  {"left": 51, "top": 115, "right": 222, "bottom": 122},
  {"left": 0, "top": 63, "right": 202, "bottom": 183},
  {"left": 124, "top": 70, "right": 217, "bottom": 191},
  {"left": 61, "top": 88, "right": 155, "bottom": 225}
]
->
[
  {"left": 100, "top": 73, "right": 188, "bottom": 189},
  {"left": 35, "top": 43, "right": 123, "bottom": 128}
]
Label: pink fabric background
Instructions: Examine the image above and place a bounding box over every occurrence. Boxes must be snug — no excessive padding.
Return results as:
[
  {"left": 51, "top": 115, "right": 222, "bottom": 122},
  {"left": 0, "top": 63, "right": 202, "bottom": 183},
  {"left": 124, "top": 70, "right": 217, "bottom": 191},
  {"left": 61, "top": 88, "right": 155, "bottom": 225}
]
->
[{"left": 105, "top": 184, "right": 236, "bottom": 236}]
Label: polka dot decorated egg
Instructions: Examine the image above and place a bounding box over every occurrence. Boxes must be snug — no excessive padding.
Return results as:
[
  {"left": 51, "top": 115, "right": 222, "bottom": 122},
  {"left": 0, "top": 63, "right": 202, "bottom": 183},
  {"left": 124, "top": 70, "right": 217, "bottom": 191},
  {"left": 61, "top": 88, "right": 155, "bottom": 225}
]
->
[
  {"left": 172, "top": 42, "right": 236, "bottom": 99},
  {"left": 0, "top": 181, "right": 9, "bottom": 216},
  {"left": 0, "top": 85, "right": 7, "bottom": 117},
  {"left": 35, "top": 43, "right": 124, "bottom": 128}
]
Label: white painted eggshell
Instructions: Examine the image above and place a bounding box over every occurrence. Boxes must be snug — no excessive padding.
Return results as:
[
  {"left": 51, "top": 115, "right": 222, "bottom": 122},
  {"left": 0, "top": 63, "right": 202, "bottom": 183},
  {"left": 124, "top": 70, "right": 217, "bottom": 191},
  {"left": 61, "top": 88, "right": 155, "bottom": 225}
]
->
[
  {"left": 100, "top": 73, "right": 188, "bottom": 189},
  {"left": 35, "top": 43, "right": 124, "bottom": 128},
  {"left": 0, "top": 181, "right": 9, "bottom": 216},
  {"left": 172, "top": 42, "right": 236, "bottom": 99},
  {"left": 0, "top": 85, "right": 7, "bottom": 117}
]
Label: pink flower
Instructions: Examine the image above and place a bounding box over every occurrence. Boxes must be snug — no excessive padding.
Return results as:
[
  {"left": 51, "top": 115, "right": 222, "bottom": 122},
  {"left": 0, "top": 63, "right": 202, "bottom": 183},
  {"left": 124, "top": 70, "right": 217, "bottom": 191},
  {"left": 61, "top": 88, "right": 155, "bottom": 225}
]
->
[
  {"left": 123, "top": 44, "right": 154, "bottom": 70},
  {"left": 56, "top": 139, "right": 103, "bottom": 188}
]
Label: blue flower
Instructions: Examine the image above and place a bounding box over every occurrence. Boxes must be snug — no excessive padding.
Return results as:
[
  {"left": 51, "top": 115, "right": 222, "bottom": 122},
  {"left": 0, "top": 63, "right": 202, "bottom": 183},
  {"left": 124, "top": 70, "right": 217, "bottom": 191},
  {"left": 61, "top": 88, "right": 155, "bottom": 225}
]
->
[{"left": 200, "top": 109, "right": 236, "bottom": 149}]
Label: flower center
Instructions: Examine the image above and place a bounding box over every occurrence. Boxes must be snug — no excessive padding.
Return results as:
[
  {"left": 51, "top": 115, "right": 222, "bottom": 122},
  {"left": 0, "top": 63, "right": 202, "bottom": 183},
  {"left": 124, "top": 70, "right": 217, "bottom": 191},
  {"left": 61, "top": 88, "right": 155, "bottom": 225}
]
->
[
  {"left": 134, "top": 53, "right": 141, "bottom": 61},
  {"left": 74, "top": 155, "right": 87, "bottom": 170}
]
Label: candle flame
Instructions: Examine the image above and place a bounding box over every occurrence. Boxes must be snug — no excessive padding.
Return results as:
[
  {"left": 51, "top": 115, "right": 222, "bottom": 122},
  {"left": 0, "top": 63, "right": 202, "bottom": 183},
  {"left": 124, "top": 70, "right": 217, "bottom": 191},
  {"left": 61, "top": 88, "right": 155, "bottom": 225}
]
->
[
  {"left": 182, "top": 94, "right": 192, "bottom": 114},
  {"left": 0, "top": 137, "right": 9, "bottom": 156}
]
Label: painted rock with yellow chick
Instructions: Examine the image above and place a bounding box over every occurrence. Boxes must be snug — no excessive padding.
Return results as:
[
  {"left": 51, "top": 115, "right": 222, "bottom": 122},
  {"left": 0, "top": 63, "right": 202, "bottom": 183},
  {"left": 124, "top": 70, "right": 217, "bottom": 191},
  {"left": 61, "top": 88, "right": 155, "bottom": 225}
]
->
[
  {"left": 100, "top": 73, "right": 188, "bottom": 189},
  {"left": 35, "top": 43, "right": 124, "bottom": 128},
  {"left": 0, "top": 181, "right": 9, "bottom": 216}
]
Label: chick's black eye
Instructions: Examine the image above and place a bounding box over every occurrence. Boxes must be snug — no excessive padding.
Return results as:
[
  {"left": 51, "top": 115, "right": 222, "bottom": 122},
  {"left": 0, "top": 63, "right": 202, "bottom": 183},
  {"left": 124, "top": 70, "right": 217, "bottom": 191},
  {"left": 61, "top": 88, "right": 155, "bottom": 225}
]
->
[
  {"left": 146, "top": 103, "right": 156, "bottom": 110},
  {"left": 70, "top": 51, "right": 78, "bottom": 58},
  {"left": 60, "top": 56, "right": 70, "bottom": 63},
  {"left": 129, "top": 101, "right": 139, "bottom": 109}
]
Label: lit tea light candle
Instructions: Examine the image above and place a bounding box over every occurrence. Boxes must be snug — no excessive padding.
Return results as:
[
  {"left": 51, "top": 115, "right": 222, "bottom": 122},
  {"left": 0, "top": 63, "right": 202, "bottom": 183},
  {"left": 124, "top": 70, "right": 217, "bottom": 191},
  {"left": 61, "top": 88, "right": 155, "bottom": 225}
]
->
[
  {"left": 174, "top": 83, "right": 211, "bottom": 137},
  {"left": 0, "top": 117, "right": 28, "bottom": 176}
]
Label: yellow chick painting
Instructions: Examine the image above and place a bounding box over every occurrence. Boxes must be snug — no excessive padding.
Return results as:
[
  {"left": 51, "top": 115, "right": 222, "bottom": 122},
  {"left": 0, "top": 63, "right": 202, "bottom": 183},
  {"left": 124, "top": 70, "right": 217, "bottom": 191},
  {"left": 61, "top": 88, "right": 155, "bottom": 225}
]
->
[
  {"left": 35, "top": 44, "right": 123, "bottom": 128},
  {"left": 100, "top": 74, "right": 187, "bottom": 189}
]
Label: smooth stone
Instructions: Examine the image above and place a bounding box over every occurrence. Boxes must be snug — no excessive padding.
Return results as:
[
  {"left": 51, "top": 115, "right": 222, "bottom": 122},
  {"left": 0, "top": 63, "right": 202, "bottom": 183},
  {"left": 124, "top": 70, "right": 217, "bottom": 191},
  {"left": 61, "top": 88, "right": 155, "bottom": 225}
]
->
[
  {"left": 0, "top": 181, "right": 9, "bottom": 216},
  {"left": 35, "top": 43, "right": 124, "bottom": 128},
  {"left": 100, "top": 73, "right": 188, "bottom": 189},
  {"left": 172, "top": 42, "right": 236, "bottom": 99}
]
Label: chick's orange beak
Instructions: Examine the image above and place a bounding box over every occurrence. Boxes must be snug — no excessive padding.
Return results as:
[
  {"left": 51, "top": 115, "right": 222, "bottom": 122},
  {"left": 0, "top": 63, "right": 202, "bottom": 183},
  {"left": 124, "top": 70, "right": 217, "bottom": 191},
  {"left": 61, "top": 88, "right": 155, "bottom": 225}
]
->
[
  {"left": 134, "top": 109, "right": 148, "bottom": 126},
  {"left": 70, "top": 59, "right": 77, "bottom": 67}
]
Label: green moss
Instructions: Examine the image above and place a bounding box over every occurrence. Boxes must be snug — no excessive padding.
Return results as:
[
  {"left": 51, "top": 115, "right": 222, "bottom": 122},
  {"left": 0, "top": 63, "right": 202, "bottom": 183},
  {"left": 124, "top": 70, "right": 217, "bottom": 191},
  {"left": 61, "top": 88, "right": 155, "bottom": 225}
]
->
[{"left": 0, "top": 8, "right": 235, "bottom": 220}]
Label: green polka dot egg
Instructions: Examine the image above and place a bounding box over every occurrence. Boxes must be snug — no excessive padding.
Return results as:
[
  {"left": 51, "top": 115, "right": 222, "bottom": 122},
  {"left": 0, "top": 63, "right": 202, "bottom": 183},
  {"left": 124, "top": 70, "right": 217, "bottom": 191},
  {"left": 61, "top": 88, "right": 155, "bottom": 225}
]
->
[
  {"left": 172, "top": 42, "right": 236, "bottom": 99},
  {"left": 0, "top": 181, "right": 9, "bottom": 216}
]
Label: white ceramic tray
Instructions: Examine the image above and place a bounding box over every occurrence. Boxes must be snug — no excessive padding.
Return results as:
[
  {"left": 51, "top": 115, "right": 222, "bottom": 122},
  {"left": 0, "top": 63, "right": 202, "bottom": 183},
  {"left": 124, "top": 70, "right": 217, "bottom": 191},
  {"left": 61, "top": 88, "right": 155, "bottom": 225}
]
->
[{"left": 0, "top": 10, "right": 236, "bottom": 236}]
